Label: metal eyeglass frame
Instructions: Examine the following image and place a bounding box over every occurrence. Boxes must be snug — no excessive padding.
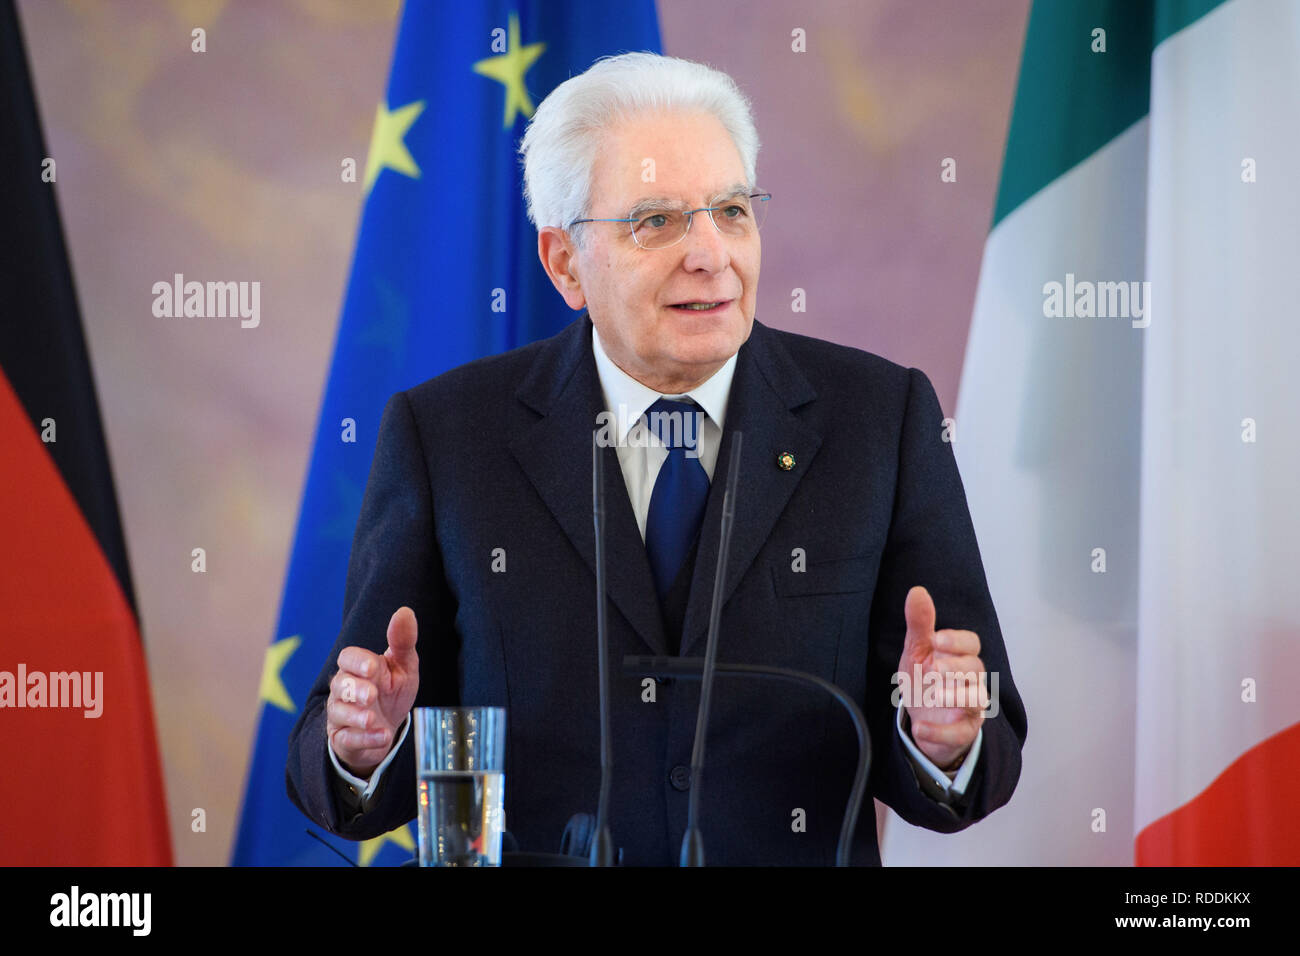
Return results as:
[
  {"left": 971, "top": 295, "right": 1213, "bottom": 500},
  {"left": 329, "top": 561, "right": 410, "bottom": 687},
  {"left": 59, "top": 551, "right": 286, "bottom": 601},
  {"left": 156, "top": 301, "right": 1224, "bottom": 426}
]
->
[{"left": 566, "top": 192, "right": 772, "bottom": 250}]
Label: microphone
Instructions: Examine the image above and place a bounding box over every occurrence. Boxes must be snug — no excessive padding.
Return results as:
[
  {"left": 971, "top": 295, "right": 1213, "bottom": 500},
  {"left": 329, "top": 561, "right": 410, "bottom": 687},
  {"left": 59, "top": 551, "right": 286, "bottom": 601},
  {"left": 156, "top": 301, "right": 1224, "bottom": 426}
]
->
[
  {"left": 589, "top": 430, "right": 615, "bottom": 866},
  {"left": 679, "top": 430, "right": 744, "bottom": 866},
  {"left": 622, "top": 656, "right": 872, "bottom": 867}
]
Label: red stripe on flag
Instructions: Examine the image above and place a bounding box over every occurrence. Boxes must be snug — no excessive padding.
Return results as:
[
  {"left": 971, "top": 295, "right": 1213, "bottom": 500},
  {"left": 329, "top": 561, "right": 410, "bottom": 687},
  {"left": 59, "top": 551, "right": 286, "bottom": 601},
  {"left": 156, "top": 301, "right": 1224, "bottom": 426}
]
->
[
  {"left": 1135, "top": 721, "right": 1300, "bottom": 865},
  {"left": 0, "top": 369, "right": 172, "bottom": 865}
]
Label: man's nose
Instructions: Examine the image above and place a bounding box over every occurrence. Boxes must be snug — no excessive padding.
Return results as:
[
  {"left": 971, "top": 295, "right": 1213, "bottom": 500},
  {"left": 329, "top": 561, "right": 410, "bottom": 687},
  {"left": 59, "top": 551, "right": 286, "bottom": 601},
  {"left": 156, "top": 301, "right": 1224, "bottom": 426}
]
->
[{"left": 680, "top": 211, "right": 730, "bottom": 270}]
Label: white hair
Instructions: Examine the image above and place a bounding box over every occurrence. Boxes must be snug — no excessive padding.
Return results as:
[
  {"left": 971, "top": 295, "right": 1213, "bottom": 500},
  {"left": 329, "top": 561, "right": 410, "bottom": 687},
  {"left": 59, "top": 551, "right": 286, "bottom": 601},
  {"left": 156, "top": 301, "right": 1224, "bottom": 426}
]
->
[{"left": 518, "top": 52, "right": 760, "bottom": 248}]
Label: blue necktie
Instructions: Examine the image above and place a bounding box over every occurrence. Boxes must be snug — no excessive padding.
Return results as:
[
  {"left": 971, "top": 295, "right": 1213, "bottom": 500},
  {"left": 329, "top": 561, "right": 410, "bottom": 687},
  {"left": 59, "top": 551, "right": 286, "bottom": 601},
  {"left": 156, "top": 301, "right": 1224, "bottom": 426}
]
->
[{"left": 644, "top": 397, "right": 710, "bottom": 605}]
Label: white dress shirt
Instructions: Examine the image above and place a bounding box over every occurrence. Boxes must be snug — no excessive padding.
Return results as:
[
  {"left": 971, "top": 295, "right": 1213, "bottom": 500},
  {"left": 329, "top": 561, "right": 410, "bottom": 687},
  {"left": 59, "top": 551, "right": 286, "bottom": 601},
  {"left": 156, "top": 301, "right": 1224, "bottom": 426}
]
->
[
  {"left": 328, "top": 325, "right": 983, "bottom": 808},
  {"left": 590, "top": 324, "right": 734, "bottom": 539}
]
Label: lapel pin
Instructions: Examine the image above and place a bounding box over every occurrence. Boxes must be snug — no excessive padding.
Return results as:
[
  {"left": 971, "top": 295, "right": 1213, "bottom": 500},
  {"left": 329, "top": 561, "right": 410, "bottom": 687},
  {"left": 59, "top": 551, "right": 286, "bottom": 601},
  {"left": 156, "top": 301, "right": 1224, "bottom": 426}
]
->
[{"left": 776, "top": 451, "right": 796, "bottom": 471}]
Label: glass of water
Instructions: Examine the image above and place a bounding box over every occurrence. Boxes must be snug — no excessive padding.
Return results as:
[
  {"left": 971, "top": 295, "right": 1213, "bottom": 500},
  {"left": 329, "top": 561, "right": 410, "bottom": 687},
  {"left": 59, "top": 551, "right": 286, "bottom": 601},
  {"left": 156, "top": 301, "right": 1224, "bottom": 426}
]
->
[{"left": 413, "top": 706, "right": 506, "bottom": 866}]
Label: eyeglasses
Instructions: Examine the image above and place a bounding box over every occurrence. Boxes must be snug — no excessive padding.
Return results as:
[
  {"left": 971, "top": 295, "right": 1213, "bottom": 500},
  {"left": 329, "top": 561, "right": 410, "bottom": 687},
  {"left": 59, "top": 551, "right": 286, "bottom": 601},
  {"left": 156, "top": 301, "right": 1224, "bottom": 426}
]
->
[{"left": 568, "top": 192, "right": 772, "bottom": 250}]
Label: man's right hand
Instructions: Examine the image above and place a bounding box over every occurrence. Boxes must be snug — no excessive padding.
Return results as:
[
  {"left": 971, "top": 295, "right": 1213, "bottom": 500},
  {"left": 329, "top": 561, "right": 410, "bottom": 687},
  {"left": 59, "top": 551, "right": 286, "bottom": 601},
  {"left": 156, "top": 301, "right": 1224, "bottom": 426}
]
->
[{"left": 326, "top": 607, "right": 420, "bottom": 777}]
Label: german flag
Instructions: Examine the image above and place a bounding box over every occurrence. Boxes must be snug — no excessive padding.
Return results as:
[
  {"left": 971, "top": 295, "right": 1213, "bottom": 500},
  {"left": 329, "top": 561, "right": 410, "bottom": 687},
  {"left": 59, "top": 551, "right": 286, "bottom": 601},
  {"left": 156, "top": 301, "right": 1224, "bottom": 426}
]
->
[{"left": 0, "top": 0, "right": 171, "bottom": 865}]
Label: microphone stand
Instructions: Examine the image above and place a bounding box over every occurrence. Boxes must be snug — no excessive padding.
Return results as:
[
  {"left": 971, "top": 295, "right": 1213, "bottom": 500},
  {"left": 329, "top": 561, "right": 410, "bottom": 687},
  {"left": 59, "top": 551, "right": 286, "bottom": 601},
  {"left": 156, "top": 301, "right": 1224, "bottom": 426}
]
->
[
  {"left": 590, "top": 429, "right": 613, "bottom": 863},
  {"left": 679, "top": 432, "right": 743, "bottom": 866},
  {"left": 623, "top": 656, "right": 872, "bottom": 867},
  {"left": 589, "top": 430, "right": 615, "bottom": 866}
]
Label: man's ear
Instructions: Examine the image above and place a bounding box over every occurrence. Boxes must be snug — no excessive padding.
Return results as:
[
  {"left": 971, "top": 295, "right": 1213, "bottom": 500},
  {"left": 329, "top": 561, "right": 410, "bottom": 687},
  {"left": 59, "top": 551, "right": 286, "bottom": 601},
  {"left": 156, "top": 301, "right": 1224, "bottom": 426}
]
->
[{"left": 538, "top": 227, "right": 587, "bottom": 311}]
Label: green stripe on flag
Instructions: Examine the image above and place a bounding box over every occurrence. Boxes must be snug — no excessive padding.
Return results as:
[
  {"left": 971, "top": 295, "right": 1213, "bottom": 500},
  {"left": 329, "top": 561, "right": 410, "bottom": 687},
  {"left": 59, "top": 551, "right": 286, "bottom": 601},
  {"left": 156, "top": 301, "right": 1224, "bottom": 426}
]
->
[
  {"left": 1153, "top": 0, "right": 1229, "bottom": 48},
  {"left": 993, "top": 0, "right": 1228, "bottom": 229}
]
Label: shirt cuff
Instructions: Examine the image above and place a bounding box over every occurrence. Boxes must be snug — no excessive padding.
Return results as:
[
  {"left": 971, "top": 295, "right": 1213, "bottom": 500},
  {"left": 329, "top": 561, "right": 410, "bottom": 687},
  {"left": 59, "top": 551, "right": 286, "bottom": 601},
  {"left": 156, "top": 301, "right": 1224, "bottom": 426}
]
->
[
  {"left": 895, "top": 705, "right": 983, "bottom": 798},
  {"left": 328, "top": 712, "right": 412, "bottom": 806}
]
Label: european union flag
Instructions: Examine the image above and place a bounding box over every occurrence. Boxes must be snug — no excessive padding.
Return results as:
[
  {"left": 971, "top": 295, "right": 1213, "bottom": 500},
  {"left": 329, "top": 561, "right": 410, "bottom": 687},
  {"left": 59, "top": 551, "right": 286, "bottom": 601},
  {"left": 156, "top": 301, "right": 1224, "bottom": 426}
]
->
[{"left": 233, "top": 0, "right": 661, "bottom": 866}]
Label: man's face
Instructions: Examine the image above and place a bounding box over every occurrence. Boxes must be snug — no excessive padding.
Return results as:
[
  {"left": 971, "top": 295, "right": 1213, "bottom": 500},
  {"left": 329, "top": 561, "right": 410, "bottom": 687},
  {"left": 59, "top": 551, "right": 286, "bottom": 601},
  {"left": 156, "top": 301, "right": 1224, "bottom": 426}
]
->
[{"left": 544, "top": 109, "right": 760, "bottom": 393}]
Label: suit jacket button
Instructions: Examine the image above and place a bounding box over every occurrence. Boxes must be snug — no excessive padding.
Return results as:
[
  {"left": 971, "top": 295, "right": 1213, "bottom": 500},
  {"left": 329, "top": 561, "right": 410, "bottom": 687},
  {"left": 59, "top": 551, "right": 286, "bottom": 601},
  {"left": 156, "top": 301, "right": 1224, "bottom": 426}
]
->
[{"left": 669, "top": 765, "right": 691, "bottom": 791}]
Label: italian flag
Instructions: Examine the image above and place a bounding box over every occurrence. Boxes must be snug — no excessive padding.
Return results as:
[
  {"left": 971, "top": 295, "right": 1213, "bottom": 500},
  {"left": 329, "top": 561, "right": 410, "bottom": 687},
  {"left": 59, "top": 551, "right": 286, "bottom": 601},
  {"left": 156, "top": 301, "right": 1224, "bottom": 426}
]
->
[{"left": 884, "top": 0, "right": 1300, "bottom": 865}]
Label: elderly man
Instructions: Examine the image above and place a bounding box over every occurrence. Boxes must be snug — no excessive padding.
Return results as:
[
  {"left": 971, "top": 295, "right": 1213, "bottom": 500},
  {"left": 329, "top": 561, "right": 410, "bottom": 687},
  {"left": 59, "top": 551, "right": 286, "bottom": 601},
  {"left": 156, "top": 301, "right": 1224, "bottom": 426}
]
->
[{"left": 286, "top": 52, "right": 1026, "bottom": 865}]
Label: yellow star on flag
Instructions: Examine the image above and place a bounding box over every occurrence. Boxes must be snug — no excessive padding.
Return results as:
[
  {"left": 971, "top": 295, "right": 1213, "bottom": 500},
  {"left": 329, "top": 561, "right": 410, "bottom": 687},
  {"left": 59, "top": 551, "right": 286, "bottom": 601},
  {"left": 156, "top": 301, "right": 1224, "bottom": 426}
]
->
[
  {"left": 358, "top": 823, "right": 416, "bottom": 867},
  {"left": 363, "top": 99, "right": 425, "bottom": 195},
  {"left": 472, "top": 12, "right": 546, "bottom": 129},
  {"left": 259, "top": 635, "right": 301, "bottom": 713}
]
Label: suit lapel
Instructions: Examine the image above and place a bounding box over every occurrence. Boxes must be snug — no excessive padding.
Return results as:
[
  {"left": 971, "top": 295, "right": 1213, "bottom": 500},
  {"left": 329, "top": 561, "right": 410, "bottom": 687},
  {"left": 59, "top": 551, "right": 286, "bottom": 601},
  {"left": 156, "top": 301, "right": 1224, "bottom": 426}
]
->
[
  {"left": 509, "top": 315, "right": 668, "bottom": 655},
  {"left": 679, "top": 321, "right": 822, "bottom": 657}
]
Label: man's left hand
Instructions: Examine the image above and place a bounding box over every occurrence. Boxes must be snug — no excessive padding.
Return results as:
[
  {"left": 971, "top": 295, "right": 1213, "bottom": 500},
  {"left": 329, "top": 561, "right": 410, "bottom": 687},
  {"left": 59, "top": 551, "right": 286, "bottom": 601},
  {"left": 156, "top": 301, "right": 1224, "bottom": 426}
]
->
[{"left": 897, "top": 585, "right": 988, "bottom": 771}]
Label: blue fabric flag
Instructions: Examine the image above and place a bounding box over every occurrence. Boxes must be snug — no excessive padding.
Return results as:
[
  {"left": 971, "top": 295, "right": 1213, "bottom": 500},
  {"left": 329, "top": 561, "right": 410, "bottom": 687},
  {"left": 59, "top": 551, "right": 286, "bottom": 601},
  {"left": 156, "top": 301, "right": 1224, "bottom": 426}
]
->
[{"left": 232, "top": 0, "right": 661, "bottom": 866}]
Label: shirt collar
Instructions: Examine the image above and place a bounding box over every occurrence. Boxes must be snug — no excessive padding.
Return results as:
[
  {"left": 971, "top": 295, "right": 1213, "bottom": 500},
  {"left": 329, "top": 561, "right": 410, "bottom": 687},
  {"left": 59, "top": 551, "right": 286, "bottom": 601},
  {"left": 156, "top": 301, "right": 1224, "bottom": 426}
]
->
[{"left": 592, "top": 323, "right": 736, "bottom": 443}]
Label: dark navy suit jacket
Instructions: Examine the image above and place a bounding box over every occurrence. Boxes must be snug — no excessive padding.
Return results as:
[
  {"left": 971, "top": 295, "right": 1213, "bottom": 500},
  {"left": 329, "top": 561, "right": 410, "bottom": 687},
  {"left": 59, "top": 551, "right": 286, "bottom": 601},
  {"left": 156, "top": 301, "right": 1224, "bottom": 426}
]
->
[{"left": 285, "top": 313, "right": 1027, "bottom": 865}]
